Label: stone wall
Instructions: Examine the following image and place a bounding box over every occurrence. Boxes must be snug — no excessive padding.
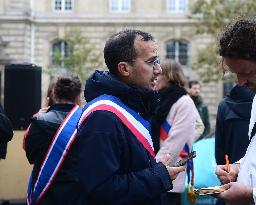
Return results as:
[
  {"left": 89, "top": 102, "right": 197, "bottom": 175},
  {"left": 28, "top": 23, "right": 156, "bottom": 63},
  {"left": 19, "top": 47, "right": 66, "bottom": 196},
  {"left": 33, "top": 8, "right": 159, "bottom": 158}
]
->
[{"left": 0, "top": 0, "right": 223, "bottom": 129}]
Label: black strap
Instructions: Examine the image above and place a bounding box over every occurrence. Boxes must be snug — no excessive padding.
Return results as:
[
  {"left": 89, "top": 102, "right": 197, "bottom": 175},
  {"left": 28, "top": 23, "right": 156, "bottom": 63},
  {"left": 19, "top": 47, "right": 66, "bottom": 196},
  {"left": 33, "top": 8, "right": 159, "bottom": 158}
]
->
[{"left": 251, "top": 122, "right": 256, "bottom": 138}]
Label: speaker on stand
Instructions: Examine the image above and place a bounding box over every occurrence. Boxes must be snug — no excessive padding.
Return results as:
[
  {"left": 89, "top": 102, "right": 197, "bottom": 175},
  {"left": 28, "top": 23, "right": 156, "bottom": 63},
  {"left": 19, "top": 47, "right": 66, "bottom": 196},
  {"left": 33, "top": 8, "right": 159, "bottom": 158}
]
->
[{"left": 4, "top": 64, "right": 42, "bottom": 130}]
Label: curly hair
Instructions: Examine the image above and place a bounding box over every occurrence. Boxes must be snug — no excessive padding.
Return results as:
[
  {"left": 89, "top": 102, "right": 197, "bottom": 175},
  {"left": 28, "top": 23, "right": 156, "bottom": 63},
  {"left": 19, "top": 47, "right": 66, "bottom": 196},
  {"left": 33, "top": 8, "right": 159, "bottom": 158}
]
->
[
  {"left": 219, "top": 18, "right": 256, "bottom": 61},
  {"left": 54, "top": 75, "right": 81, "bottom": 102}
]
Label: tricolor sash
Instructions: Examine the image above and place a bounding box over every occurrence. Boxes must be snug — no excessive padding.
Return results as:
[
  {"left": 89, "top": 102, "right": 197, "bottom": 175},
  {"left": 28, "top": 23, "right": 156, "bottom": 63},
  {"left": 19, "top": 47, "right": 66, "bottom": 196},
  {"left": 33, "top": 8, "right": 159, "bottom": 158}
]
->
[
  {"left": 159, "top": 120, "right": 194, "bottom": 185},
  {"left": 160, "top": 120, "right": 189, "bottom": 158},
  {"left": 27, "top": 105, "right": 82, "bottom": 205},
  {"left": 78, "top": 94, "right": 155, "bottom": 157}
]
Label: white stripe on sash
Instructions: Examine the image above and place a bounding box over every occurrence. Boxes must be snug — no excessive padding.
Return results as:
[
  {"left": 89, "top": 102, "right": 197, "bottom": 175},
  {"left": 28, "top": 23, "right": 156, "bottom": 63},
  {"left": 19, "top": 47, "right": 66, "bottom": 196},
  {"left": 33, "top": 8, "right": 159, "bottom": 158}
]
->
[{"left": 79, "top": 99, "right": 154, "bottom": 153}]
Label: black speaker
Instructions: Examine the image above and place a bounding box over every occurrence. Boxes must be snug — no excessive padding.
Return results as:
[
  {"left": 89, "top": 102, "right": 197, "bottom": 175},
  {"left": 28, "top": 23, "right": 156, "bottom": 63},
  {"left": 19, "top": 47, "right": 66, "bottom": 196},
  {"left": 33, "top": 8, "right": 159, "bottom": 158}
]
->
[{"left": 4, "top": 64, "right": 41, "bottom": 130}]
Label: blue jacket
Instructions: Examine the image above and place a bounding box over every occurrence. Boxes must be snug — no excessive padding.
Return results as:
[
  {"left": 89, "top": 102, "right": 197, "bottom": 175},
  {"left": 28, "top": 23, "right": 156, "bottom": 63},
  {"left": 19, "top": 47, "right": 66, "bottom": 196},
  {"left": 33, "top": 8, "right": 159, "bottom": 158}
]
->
[
  {"left": 215, "top": 84, "right": 255, "bottom": 165},
  {"left": 76, "top": 70, "right": 173, "bottom": 205}
]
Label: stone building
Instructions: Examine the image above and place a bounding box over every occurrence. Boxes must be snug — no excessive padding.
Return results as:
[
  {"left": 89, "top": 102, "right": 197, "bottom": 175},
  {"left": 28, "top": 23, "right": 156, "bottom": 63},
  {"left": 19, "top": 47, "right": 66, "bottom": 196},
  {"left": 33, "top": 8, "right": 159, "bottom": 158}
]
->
[{"left": 0, "top": 0, "right": 223, "bottom": 129}]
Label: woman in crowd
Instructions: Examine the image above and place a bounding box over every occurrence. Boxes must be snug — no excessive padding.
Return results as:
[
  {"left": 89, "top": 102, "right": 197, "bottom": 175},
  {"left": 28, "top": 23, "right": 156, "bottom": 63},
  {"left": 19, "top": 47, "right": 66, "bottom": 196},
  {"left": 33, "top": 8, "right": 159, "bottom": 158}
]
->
[{"left": 152, "top": 59, "right": 197, "bottom": 205}]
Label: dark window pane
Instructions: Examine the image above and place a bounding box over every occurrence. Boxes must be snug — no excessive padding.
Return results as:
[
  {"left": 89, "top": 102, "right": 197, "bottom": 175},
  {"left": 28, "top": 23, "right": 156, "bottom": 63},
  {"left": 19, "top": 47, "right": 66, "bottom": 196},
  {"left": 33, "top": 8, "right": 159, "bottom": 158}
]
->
[
  {"left": 166, "top": 39, "right": 188, "bottom": 66},
  {"left": 54, "top": 0, "right": 62, "bottom": 10},
  {"left": 166, "top": 40, "right": 176, "bottom": 59},
  {"left": 178, "top": 41, "right": 188, "bottom": 65},
  {"left": 52, "top": 40, "right": 70, "bottom": 66},
  {"left": 65, "top": 0, "right": 72, "bottom": 10}
]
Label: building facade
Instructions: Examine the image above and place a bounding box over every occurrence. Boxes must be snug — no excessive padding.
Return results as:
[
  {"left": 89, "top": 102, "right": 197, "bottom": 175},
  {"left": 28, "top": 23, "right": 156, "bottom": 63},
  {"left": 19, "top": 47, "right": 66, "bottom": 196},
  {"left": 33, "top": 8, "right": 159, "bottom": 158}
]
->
[{"left": 0, "top": 0, "right": 223, "bottom": 128}]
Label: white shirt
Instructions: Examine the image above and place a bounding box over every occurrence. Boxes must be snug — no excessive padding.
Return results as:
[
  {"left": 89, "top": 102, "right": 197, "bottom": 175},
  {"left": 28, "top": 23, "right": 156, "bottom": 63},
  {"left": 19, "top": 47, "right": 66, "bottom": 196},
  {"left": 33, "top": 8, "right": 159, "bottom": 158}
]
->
[{"left": 237, "top": 95, "right": 256, "bottom": 204}]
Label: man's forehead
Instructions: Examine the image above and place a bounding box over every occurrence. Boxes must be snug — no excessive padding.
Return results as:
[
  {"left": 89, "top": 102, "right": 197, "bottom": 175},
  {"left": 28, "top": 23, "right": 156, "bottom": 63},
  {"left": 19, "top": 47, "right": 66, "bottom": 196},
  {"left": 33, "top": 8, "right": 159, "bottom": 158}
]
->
[{"left": 134, "top": 37, "right": 158, "bottom": 53}]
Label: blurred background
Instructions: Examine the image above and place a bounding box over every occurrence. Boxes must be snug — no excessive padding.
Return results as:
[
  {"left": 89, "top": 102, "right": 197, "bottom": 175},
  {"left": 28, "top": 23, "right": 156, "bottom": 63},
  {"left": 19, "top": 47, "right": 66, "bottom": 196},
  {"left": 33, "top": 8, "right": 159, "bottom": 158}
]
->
[{"left": 0, "top": 0, "right": 256, "bottom": 204}]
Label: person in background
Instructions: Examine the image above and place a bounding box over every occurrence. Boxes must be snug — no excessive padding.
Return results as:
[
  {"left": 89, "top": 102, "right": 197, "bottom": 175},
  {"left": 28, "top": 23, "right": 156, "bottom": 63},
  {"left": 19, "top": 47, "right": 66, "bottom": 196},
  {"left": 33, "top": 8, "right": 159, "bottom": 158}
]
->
[
  {"left": 0, "top": 104, "right": 13, "bottom": 159},
  {"left": 24, "top": 74, "right": 82, "bottom": 205},
  {"left": 76, "top": 29, "right": 185, "bottom": 205},
  {"left": 23, "top": 77, "right": 58, "bottom": 150},
  {"left": 45, "top": 77, "right": 57, "bottom": 107},
  {"left": 193, "top": 110, "right": 205, "bottom": 142},
  {"left": 215, "top": 18, "right": 256, "bottom": 204},
  {"left": 152, "top": 59, "right": 197, "bottom": 205},
  {"left": 37, "top": 77, "right": 57, "bottom": 114},
  {"left": 188, "top": 80, "right": 211, "bottom": 140}
]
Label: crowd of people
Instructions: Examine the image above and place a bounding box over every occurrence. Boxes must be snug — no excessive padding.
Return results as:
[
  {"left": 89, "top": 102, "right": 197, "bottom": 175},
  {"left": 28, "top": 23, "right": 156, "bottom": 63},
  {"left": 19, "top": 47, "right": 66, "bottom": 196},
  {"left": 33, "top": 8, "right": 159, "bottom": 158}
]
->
[{"left": 1, "top": 17, "right": 256, "bottom": 205}]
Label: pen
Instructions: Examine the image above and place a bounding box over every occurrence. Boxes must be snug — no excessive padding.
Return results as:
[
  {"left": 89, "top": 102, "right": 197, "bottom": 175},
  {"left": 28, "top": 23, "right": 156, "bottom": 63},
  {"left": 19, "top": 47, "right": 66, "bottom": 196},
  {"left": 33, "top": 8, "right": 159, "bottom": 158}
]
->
[{"left": 225, "top": 154, "right": 230, "bottom": 173}]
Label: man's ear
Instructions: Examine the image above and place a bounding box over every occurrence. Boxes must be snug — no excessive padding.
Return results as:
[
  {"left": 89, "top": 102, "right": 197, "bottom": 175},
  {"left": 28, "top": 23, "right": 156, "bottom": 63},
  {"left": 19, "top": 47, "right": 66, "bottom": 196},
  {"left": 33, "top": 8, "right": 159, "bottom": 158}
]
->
[{"left": 117, "top": 62, "right": 130, "bottom": 77}]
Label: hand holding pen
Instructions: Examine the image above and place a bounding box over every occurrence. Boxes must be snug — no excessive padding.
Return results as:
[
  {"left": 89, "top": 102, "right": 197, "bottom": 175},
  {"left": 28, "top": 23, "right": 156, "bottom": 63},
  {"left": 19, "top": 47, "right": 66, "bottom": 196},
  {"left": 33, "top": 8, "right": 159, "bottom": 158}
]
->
[
  {"left": 216, "top": 155, "right": 240, "bottom": 185},
  {"left": 225, "top": 154, "right": 231, "bottom": 182},
  {"left": 225, "top": 154, "right": 230, "bottom": 173}
]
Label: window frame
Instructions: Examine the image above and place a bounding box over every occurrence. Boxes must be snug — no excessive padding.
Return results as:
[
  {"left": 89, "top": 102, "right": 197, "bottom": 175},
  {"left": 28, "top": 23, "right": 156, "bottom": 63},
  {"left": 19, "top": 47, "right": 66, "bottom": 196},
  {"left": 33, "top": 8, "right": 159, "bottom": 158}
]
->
[
  {"left": 166, "top": 39, "right": 189, "bottom": 66},
  {"left": 165, "top": 39, "right": 189, "bottom": 76},
  {"left": 52, "top": 0, "right": 74, "bottom": 12},
  {"left": 109, "top": 0, "right": 131, "bottom": 13},
  {"left": 51, "top": 40, "right": 70, "bottom": 68},
  {"left": 166, "top": 0, "right": 188, "bottom": 13}
]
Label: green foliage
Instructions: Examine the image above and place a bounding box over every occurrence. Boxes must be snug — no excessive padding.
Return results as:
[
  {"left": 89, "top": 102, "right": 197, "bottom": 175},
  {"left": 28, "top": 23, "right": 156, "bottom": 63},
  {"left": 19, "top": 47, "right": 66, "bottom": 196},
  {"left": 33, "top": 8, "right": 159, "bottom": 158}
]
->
[
  {"left": 189, "top": 0, "right": 256, "bottom": 82},
  {"left": 191, "top": 43, "right": 221, "bottom": 82},
  {"left": 51, "top": 28, "right": 104, "bottom": 80}
]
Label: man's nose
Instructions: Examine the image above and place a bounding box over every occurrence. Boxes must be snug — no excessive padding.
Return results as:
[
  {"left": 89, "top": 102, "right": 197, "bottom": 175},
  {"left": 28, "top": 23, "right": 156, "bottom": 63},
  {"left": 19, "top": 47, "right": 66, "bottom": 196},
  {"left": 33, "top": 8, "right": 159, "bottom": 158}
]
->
[{"left": 153, "top": 64, "right": 162, "bottom": 75}]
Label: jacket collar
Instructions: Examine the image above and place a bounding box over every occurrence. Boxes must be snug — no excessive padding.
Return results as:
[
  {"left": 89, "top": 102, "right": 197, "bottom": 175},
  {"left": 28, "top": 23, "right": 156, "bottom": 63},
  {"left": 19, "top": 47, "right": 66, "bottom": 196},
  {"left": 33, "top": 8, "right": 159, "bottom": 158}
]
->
[{"left": 84, "top": 70, "right": 155, "bottom": 119}]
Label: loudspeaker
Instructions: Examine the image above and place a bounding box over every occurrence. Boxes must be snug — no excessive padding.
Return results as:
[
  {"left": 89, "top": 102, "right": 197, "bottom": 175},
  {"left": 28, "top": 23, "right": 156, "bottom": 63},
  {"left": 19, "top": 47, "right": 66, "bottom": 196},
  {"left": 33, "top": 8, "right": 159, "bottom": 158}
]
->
[{"left": 4, "top": 64, "right": 41, "bottom": 130}]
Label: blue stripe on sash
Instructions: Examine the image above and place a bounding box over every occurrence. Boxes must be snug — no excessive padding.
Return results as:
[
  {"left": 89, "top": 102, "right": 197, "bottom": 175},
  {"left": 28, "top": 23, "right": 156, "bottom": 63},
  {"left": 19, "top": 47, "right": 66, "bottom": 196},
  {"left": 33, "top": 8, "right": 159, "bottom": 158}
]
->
[
  {"left": 162, "top": 120, "right": 171, "bottom": 134},
  {"left": 27, "top": 105, "right": 82, "bottom": 205}
]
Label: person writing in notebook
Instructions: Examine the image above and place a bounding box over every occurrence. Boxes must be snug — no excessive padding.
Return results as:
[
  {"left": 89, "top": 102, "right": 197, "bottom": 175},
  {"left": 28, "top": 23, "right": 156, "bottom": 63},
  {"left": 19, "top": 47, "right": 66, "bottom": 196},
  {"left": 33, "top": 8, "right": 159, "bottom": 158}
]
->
[{"left": 215, "top": 18, "right": 256, "bottom": 204}]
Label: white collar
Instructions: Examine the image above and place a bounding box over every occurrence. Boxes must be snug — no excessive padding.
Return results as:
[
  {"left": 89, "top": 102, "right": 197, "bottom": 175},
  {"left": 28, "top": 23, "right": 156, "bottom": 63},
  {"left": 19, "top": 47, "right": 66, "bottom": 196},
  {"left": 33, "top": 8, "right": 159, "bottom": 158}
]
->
[{"left": 249, "top": 94, "right": 256, "bottom": 139}]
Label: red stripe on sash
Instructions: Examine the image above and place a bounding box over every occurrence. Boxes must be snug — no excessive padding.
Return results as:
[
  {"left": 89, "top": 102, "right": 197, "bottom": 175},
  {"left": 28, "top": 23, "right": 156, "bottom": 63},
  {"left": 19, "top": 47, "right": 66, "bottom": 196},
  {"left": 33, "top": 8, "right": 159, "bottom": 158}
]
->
[
  {"left": 79, "top": 104, "right": 155, "bottom": 157},
  {"left": 159, "top": 126, "right": 168, "bottom": 141}
]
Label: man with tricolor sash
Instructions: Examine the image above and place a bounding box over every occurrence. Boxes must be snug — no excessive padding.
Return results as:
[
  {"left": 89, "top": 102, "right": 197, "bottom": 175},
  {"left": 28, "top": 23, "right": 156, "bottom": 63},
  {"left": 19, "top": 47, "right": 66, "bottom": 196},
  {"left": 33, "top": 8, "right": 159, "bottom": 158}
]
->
[{"left": 76, "top": 30, "right": 185, "bottom": 205}]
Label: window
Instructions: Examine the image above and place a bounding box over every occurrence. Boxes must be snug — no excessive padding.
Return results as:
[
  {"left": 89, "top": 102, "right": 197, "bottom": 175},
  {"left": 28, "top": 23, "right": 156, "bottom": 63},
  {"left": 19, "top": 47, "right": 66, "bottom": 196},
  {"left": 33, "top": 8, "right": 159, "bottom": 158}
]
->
[
  {"left": 166, "top": 39, "right": 188, "bottom": 66},
  {"left": 110, "top": 0, "right": 130, "bottom": 12},
  {"left": 51, "top": 40, "right": 70, "bottom": 67},
  {"left": 166, "top": 0, "right": 187, "bottom": 12},
  {"left": 53, "top": 0, "right": 73, "bottom": 11}
]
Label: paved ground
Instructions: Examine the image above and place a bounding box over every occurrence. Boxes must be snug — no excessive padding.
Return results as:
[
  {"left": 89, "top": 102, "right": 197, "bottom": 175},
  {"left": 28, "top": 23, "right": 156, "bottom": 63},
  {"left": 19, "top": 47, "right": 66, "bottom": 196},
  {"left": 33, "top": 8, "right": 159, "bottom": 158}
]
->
[{"left": 0, "top": 131, "right": 32, "bottom": 201}]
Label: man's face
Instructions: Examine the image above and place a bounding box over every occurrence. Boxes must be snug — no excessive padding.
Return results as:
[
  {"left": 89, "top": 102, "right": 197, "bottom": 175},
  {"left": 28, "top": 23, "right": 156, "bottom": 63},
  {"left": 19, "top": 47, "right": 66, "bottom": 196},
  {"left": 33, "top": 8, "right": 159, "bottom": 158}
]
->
[
  {"left": 189, "top": 84, "right": 201, "bottom": 97},
  {"left": 224, "top": 58, "right": 256, "bottom": 91},
  {"left": 127, "top": 36, "right": 162, "bottom": 90}
]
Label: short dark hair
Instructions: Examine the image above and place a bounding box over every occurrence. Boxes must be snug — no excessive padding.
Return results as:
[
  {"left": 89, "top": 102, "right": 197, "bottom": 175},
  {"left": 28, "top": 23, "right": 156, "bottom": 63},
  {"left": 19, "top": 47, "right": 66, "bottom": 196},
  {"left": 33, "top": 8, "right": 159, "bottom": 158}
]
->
[
  {"left": 104, "top": 29, "right": 154, "bottom": 74},
  {"left": 54, "top": 75, "right": 81, "bottom": 102},
  {"left": 219, "top": 18, "right": 256, "bottom": 61},
  {"left": 188, "top": 80, "right": 200, "bottom": 88}
]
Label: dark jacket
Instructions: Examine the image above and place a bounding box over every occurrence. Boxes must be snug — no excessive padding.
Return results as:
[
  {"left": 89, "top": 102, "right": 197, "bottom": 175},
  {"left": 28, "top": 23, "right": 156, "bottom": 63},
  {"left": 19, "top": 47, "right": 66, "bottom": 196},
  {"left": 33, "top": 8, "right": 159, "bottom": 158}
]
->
[
  {"left": 194, "top": 96, "right": 210, "bottom": 140},
  {"left": 0, "top": 104, "right": 13, "bottom": 159},
  {"left": 76, "top": 70, "right": 173, "bottom": 205},
  {"left": 25, "top": 104, "right": 83, "bottom": 205},
  {"left": 215, "top": 85, "right": 255, "bottom": 165}
]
